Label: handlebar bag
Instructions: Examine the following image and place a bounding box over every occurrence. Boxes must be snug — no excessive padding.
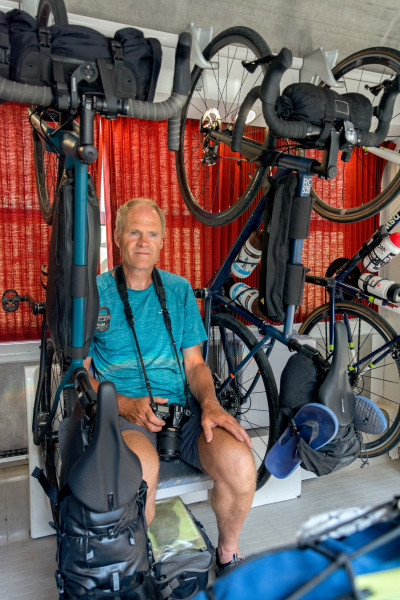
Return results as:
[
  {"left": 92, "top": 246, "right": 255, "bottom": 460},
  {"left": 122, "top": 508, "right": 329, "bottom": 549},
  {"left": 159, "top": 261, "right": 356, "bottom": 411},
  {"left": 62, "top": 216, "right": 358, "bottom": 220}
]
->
[
  {"left": 46, "top": 172, "right": 100, "bottom": 359},
  {"left": 0, "top": 11, "right": 9, "bottom": 80},
  {"left": 6, "top": 9, "right": 162, "bottom": 102},
  {"left": 276, "top": 82, "right": 373, "bottom": 143}
]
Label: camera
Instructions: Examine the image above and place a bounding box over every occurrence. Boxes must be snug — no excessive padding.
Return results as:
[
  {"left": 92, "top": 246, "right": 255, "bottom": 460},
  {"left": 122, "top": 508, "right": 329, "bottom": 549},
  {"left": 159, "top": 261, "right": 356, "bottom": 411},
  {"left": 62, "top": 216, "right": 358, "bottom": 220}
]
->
[{"left": 151, "top": 402, "right": 192, "bottom": 460}]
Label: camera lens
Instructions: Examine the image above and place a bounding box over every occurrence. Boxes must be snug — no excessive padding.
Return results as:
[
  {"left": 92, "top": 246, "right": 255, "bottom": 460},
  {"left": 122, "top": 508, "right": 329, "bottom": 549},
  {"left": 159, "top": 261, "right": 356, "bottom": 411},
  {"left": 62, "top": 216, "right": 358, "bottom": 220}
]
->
[{"left": 157, "top": 427, "right": 182, "bottom": 460}]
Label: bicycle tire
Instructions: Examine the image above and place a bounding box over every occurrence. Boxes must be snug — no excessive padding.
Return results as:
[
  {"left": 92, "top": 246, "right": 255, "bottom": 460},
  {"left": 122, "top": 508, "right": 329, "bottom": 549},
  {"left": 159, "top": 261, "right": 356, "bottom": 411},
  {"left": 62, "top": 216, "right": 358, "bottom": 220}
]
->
[
  {"left": 311, "top": 47, "right": 400, "bottom": 223},
  {"left": 33, "top": 0, "right": 69, "bottom": 224},
  {"left": 299, "top": 301, "right": 400, "bottom": 457},
  {"left": 176, "top": 26, "right": 271, "bottom": 226},
  {"left": 33, "top": 337, "right": 75, "bottom": 522},
  {"left": 208, "top": 312, "right": 279, "bottom": 489}
]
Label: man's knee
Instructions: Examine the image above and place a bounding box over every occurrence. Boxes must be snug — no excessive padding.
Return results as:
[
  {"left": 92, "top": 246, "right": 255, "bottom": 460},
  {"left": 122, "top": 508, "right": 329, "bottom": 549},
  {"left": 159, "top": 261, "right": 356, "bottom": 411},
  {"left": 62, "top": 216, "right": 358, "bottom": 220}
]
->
[
  {"left": 199, "top": 429, "right": 256, "bottom": 487},
  {"left": 122, "top": 430, "right": 160, "bottom": 489}
]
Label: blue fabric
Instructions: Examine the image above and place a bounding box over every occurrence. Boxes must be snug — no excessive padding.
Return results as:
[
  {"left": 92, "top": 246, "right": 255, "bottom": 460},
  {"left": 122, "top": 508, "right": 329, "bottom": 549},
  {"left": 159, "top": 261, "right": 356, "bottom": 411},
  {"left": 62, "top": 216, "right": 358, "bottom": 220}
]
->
[
  {"left": 199, "top": 522, "right": 400, "bottom": 600},
  {"left": 89, "top": 268, "right": 207, "bottom": 406}
]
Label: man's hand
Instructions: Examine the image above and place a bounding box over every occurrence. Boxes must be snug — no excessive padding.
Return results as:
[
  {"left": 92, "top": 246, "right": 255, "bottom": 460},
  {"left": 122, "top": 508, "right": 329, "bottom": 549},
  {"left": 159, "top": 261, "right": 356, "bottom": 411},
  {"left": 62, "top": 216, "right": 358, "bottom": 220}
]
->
[
  {"left": 118, "top": 394, "right": 169, "bottom": 433},
  {"left": 200, "top": 399, "right": 253, "bottom": 449}
]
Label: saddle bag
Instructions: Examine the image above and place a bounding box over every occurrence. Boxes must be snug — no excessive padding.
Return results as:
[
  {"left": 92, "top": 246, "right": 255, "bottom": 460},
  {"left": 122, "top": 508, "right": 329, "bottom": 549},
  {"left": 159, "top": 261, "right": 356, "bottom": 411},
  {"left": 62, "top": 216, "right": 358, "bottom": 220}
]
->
[
  {"left": 149, "top": 497, "right": 214, "bottom": 600},
  {"left": 279, "top": 352, "right": 361, "bottom": 476},
  {"left": 46, "top": 172, "right": 100, "bottom": 359},
  {"left": 35, "top": 381, "right": 159, "bottom": 600},
  {"left": 258, "top": 173, "right": 312, "bottom": 322},
  {"left": 4, "top": 9, "right": 162, "bottom": 103}
]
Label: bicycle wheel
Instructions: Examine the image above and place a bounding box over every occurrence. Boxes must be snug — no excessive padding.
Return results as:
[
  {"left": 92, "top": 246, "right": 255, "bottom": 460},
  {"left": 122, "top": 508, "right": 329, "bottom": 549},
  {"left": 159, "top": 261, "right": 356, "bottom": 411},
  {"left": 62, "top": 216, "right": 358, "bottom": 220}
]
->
[
  {"left": 311, "top": 47, "right": 400, "bottom": 223},
  {"left": 299, "top": 301, "right": 400, "bottom": 457},
  {"left": 176, "top": 27, "right": 271, "bottom": 226},
  {"left": 33, "top": 337, "right": 75, "bottom": 520},
  {"left": 33, "top": 0, "right": 69, "bottom": 224},
  {"left": 208, "top": 312, "right": 279, "bottom": 489}
]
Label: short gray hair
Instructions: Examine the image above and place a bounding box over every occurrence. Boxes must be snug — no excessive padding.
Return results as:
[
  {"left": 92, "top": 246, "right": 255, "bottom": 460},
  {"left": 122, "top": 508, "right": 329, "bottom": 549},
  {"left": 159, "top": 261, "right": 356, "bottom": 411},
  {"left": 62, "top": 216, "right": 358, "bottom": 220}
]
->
[{"left": 115, "top": 198, "right": 166, "bottom": 239}]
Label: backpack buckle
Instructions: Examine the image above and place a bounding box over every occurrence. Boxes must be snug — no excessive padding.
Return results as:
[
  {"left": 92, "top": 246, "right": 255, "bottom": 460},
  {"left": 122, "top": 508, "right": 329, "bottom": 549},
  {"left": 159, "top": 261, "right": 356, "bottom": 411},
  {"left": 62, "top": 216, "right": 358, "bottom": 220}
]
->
[{"left": 110, "top": 39, "right": 123, "bottom": 61}]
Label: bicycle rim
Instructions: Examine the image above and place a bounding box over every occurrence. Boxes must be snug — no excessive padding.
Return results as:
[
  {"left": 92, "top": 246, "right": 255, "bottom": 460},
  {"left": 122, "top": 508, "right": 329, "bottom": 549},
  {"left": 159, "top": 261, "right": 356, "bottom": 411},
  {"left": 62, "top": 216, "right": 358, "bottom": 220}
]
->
[
  {"left": 208, "top": 312, "right": 279, "bottom": 489},
  {"left": 176, "top": 27, "right": 270, "bottom": 226},
  {"left": 311, "top": 47, "right": 400, "bottom": 223},
  {"left": 39, "top": 339, "right": 74, "bottom": 522},
  {"left": 33, "top": 1, "right": 69, "bottom": 224},
  {"left": 299, "top": 301, "right": 400, "bottom": 457}
]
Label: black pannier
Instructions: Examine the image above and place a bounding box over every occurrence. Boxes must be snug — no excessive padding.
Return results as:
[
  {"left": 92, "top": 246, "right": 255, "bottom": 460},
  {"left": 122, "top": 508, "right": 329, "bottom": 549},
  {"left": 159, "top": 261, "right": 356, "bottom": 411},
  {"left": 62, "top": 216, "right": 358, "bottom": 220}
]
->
[
  {"left": 4, "top": 9, "right": 162, "bottom": 103},
  {"left": 46, "top": 172, "right": 100, "bottom": 359}
]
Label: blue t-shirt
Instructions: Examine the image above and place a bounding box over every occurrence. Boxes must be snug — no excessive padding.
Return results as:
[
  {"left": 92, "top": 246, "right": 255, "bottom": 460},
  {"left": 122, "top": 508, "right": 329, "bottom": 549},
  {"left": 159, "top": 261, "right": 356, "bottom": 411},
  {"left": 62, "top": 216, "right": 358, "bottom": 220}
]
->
[{"left": 89, "top": 268, "right": 207, "bottom": 405}]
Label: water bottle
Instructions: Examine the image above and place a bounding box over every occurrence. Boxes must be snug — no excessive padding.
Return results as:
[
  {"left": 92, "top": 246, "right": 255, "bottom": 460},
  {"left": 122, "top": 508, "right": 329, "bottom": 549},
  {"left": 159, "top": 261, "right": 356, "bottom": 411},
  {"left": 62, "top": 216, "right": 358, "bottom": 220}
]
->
[
  {"left": 358, "top": 273, "right": 400, "bottom": 303},
  {"left": 229, "top": 282, "right": 265, "bottom": 318},
  {"left": 231, "top": 228, "right": 263, "bottom": 278},
  {"left": 363, "top": 232, "right": 400, "bottom": 272}
]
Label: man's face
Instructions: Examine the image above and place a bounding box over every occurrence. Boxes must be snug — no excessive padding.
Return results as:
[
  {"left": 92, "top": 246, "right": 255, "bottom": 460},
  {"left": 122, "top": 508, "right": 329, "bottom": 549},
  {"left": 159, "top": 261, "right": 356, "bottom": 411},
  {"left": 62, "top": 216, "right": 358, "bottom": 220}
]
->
[{"left": 116, "top": 205, "right": 164, "bottom": 273}]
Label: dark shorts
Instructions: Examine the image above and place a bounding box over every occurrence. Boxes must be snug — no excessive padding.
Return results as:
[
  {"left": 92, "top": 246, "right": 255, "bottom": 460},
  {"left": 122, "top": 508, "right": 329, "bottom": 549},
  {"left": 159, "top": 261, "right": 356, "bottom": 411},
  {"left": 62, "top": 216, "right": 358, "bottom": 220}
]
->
[{"left": 118, "top": 395, "right": 205, "bottom": 471}]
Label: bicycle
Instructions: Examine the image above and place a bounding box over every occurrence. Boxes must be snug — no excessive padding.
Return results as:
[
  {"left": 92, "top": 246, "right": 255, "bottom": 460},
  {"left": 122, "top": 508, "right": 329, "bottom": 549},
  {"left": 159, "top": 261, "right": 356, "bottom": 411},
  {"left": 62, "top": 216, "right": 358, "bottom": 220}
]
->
[
  {"left": 0, "top": 0, "right": 191, "bottom": 526},
  {"left": 184, "top": 47, "right": 400, "bottom": 490},
  {"left": 175, "top": 26, "right": 400, "bottom": 225},
  {"left": 299, "top": 207, "right": 400, "bottom": 458}
]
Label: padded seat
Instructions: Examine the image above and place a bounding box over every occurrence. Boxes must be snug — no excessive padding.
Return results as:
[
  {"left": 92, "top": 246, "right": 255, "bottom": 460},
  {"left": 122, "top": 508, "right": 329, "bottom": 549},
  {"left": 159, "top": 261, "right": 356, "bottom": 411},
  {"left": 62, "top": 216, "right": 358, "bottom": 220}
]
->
[{"left": 158, "top": 459, "right": 210, "bottom": 490}]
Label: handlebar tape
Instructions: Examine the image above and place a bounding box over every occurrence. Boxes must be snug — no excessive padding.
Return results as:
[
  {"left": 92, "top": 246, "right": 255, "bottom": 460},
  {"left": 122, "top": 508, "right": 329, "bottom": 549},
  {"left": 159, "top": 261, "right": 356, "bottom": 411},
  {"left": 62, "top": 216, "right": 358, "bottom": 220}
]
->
[
  {"left": 0, "top": 76, "right": 53, "bottom": 106},
  {"left": 231, "top": 85, "right": 261, "bottom": 153},
  {"left": 359, "top": 74, "right": 400, "bottom": 147},
  {"left": 0, "top": 31, "right": 192, "bottom": 125}
]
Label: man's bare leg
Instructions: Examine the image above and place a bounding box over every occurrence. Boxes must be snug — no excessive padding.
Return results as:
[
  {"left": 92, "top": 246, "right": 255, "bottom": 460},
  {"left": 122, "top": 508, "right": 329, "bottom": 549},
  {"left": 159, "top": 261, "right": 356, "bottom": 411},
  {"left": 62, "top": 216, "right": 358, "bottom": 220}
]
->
[
  {"left": 122, "top": 430, "right": 159, "bottom": 524},
  {"left": 198, "top": 428, "right": 256, "bottom": 564}
]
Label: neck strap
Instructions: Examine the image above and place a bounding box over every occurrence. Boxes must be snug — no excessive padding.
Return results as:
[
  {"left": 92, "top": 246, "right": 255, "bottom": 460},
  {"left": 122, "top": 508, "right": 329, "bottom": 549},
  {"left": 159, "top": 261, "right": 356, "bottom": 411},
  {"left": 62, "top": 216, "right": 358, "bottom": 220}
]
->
[{"left": 114, "top": 265, "right": 190, "bottom": 404}]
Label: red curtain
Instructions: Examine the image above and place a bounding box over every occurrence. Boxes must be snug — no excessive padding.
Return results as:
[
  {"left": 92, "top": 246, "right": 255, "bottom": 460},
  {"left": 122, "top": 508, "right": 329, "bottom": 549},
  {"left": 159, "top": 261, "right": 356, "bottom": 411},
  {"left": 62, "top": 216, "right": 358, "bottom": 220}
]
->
[
  {"left": 106, "top": 118, "right": 213, "bottom": 289},
  {"left": 0, "top": 104, "right": 50, "bottom": 341},
  {"left": 0, "top": 105, "right": 101, "bottom": 342},
  {"left": 0, "top": 106, "right": 385, "bottom": 341}
]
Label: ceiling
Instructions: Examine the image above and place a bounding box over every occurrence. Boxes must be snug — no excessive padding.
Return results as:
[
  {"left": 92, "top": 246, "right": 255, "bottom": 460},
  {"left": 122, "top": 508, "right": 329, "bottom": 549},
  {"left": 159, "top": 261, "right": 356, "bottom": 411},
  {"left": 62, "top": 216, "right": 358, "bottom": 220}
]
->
[{"left": 63, "top": 0, "right": 400, "bottom": 63}]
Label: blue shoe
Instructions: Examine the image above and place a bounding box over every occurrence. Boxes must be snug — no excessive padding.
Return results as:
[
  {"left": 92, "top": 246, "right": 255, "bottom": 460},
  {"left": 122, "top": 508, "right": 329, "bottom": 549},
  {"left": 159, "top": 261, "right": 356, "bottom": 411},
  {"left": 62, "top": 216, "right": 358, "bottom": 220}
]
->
[
  {"left": 265, "top": 403, "right": 339, "bottom": 479},
  {"left": 353, "top": 395, "right": 387, "bottom": 434}
]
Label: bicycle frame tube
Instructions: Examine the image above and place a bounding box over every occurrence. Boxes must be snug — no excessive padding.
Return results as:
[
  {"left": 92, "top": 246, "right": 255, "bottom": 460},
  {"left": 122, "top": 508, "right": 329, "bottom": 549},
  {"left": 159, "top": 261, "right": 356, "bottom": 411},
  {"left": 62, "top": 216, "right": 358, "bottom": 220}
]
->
[{"left": 202, "top": 157, "right": 316, "bottom": 364}]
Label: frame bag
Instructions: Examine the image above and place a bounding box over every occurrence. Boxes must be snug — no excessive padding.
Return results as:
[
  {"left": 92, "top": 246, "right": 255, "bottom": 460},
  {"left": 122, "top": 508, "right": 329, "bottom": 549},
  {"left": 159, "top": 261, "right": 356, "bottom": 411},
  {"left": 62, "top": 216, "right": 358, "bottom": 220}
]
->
[
  {"left": 46, "top": 172, "right": 100, "bottom": 359},
  {"left": 258, "top": 173, "right": 312, "bottom": 322}
]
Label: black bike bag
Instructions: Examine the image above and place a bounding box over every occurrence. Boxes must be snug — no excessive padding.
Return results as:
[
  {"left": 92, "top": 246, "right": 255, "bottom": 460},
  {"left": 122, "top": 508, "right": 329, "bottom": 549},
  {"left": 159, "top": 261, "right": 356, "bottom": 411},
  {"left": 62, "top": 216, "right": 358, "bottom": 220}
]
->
[
  {"left": 276, "top": 82, "right": 373, "bottom": 144},
  {"left": 46, "top": 172, "right": 100, "bottom": 359},
  {"left": 258, "top": 173, "right": 312, "bottom": 322},
  {"left": 5, "top": 9, "right": 162, "bottom": 103},
  {"left": 0, "top": 10, "right": 9, "bottom": 80},
  {"left": 35, "top": 381, "right": 157, "bottom": 599}
]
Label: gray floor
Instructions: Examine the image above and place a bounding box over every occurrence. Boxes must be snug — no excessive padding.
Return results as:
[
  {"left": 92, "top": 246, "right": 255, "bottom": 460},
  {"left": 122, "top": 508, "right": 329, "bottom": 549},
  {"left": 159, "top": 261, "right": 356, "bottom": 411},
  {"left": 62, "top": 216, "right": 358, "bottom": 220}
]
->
[{"left": 1, "top": 455, "right": 400, "bottom": 600}]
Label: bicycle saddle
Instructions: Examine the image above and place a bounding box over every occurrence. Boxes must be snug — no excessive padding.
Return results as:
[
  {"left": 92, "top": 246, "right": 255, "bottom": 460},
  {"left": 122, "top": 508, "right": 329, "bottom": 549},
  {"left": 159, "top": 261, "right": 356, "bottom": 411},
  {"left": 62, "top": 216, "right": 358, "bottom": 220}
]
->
[
  {"left": 317, "top": 320, "right": 355, "bottom": 427},
  {"left": 66, "top": 381, "right": 143, "bottom": 513}
]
